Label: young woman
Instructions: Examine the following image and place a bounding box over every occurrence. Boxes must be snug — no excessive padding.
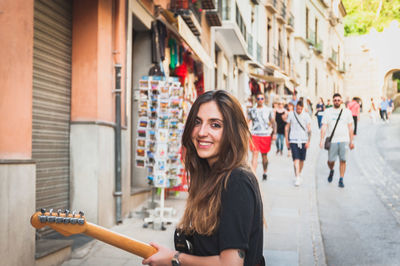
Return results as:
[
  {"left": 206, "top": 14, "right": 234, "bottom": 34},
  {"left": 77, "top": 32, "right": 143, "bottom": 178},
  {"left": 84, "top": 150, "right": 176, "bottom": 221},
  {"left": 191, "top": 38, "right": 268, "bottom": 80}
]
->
[
  {"left": 274, "top": 100, "right": 288, "bottom": 155},
  {"left": 142, "top": 90, "right": 265, "bottom": 266},
  {"left": 315, "top": 97, "right": 325, "bottom": 129}
]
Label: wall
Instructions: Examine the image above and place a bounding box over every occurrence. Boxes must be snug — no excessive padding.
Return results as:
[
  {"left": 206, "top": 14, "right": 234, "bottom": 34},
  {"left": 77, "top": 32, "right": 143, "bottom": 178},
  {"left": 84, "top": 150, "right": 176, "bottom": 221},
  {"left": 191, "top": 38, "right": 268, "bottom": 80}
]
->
[{"left": 0, "top": 0, "right": 36, "bottom": 265}]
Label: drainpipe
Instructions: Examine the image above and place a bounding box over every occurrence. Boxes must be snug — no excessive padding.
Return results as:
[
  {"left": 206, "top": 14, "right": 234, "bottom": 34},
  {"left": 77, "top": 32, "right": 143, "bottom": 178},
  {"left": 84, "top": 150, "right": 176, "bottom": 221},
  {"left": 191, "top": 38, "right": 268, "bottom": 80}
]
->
[{"left": 114, "top": 63, "right": 122, "bottom": 224}]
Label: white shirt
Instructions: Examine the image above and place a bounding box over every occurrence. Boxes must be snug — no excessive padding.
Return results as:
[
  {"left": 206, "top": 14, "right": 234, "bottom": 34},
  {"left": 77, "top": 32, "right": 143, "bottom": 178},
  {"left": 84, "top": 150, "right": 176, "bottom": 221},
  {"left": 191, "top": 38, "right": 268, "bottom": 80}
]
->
[
  {"left": 287, "top": 111, "right": 311, "bottom": 144},
  {"left": 322, "top": 107, "right": 353, "bottom": 143},
  {"left": 248, "top": 106, "right": 273, "bottom": 136}
]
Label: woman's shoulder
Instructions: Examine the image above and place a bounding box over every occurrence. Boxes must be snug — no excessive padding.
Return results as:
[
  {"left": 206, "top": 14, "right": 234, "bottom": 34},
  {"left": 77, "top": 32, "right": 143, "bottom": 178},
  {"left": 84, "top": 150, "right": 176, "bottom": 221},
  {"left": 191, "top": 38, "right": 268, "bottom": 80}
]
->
[{"left": 228, "top": 167, "right": 258, "bottom": 187}]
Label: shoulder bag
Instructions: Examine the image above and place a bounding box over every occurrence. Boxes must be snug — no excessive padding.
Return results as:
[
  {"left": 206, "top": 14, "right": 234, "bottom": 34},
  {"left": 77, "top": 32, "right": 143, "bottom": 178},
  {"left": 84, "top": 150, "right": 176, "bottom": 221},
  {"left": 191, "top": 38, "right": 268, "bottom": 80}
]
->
[
  {"left": 324, "top": 109, "right": 343, "bottom": 150},
  {"left": 293, "top": 112, "right": 306, "bottom": 132}
]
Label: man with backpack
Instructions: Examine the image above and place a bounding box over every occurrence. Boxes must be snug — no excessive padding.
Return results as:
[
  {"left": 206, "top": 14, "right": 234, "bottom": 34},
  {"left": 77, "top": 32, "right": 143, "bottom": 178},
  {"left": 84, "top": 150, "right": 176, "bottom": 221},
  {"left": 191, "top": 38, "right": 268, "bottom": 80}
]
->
[
  {"left": 320, "top": 93, "right": 354, "bottom": 188},
  {"left": 285, "top": 101, "right": 312, "bottom": 186}
]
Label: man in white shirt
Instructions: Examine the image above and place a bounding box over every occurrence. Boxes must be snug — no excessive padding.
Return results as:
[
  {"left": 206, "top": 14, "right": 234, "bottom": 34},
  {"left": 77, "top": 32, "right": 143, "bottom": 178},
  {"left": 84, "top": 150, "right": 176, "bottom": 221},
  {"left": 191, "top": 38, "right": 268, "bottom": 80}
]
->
[
  {"left": 320, "top": 93, "right": 354, "bottom": 188},
  {"left": 248, "top": 93, "right": 276, "bottom": 181},
  {"left": 285, "top": 101, "right": 312, "bottom": 186}
]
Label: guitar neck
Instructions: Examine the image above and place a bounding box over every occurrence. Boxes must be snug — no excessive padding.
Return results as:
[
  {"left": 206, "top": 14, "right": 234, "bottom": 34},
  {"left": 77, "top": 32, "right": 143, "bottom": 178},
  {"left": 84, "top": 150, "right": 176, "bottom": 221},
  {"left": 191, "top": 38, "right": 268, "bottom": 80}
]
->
[{"left": 84, "top": 222, "right": 157, "bottom": 259}]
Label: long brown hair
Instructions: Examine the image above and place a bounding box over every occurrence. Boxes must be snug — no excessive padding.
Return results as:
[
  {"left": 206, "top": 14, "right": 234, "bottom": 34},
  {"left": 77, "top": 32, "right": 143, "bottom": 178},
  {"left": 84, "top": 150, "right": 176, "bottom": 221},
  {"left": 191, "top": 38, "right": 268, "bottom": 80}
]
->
[{"left": 179, "top": 90, "right": 251, "bottom": 235}]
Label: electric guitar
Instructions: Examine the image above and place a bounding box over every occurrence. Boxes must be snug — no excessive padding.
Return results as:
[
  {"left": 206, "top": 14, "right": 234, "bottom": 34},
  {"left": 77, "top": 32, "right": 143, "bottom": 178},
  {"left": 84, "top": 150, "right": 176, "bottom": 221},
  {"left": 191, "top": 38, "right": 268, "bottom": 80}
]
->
[{"left": 30, "top": 209, "right": 157, "bottom": 259}]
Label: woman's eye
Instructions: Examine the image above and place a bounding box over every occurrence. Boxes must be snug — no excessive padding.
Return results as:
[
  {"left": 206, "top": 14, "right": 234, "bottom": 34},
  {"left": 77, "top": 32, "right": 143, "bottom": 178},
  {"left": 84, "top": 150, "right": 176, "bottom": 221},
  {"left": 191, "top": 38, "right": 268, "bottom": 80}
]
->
[
  {"left": 194, "top": 119, "right": 201, "bottom": 125},
  {"left": 211, "top": 123, "right": 222, "bottom": 128}
]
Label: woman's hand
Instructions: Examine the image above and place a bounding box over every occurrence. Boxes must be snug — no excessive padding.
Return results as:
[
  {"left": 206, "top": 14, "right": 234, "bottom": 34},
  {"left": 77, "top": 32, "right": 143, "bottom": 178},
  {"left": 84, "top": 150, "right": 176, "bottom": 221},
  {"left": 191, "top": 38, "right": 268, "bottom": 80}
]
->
[{"left": 142, "top": 242, "right": 175, "bottom": 266}]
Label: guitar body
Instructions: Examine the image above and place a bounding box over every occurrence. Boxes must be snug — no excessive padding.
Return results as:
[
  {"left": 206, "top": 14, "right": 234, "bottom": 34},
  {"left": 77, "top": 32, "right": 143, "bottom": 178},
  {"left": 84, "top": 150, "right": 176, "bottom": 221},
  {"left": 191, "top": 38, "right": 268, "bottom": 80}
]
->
[{"left": 31, "top": 210, "right": 157, "bottom": 259}]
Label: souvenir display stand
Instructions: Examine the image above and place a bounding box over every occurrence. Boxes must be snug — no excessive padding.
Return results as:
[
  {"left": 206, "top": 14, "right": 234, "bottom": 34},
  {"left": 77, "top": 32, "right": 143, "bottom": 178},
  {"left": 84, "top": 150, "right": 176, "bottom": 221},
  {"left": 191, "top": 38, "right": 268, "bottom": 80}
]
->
[{"left": 135, "top": 76, "right": 185, "bottom": 230}]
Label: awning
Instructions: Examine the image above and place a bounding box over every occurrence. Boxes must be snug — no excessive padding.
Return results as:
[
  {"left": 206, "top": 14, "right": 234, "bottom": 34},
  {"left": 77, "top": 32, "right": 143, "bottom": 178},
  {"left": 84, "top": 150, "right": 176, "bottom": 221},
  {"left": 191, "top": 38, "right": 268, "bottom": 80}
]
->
[{"left": 249, "top": 72, "right": 285, "bottom": 84}]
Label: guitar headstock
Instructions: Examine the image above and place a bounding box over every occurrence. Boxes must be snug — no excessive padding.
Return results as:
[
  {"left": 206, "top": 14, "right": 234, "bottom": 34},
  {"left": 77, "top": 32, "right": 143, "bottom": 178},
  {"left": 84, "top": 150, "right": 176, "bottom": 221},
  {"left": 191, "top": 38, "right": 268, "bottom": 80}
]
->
[{"left": 31, "top": 209, "right": 87, "bottom": 236}]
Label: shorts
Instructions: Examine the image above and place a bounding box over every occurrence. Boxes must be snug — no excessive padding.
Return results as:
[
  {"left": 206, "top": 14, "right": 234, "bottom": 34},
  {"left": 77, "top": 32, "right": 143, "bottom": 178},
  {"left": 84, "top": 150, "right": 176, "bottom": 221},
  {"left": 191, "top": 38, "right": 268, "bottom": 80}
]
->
[
  {"left": 328, "top": 142, "right": 348, "bottom": 162},
  {"left": 289, "top": 143, "right": 307, "bottom": 161},
  {"left": 250, "top": 135, "right": 272, "bottom": 154}
]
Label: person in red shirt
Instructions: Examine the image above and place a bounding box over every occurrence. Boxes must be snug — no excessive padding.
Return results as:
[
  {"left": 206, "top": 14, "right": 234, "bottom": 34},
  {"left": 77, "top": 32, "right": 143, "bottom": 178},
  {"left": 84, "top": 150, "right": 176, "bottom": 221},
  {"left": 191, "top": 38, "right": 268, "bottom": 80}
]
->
[{"left": 347, "top": 97, "right": 360, "bottom": 135}]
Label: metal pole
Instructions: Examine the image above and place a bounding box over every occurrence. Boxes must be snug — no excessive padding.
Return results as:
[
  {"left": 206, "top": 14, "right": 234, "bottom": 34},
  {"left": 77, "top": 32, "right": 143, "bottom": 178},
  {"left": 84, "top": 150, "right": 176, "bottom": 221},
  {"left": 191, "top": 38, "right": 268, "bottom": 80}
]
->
[{"left": 114, "top": 64, "right": 122, "bottom": 223}]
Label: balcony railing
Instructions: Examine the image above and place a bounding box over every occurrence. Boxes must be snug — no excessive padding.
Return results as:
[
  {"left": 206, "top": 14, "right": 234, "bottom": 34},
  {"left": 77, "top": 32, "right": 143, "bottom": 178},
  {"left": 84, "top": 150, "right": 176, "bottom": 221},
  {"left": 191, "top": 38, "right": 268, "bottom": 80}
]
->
[
  {"left": 170, "top": 0, "right": 202, "bottom": 36},
  {"left": 206, "top": 0, "right": 222, "bottom": 26}
]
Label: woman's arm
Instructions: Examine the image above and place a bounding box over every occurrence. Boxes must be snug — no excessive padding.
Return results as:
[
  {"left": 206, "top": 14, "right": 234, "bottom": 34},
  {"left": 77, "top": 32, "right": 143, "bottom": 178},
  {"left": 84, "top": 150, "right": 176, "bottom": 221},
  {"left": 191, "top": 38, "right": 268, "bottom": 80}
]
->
[{"left": 142, "top": 243, "right": 244, "bottom": 266}]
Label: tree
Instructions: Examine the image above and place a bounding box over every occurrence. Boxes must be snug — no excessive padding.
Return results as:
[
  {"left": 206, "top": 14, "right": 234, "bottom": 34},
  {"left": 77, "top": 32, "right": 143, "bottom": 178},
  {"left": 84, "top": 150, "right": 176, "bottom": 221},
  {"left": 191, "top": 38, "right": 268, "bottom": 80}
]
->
[{"left": 343, "top": 0, "right": 400, "bottom": 36}]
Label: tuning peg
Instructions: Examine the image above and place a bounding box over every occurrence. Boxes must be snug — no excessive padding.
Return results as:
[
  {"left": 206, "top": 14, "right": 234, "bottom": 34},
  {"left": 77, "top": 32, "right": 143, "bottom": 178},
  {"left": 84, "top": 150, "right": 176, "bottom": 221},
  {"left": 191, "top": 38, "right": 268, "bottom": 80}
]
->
[
  {"left": 64, "top": 209, "right": 70, "bottom": 216},
  {"left": 79, "top": 211, "right": 84, "bottom": 218},
  {"left": 49, "top": 209, "right": 54, "bottom": 216},
  {"left": 70, "top": 210, "right": 78, "bottom": 224},
  {"left": 41, "top": 208, "right": 46, "bottom": 214},
  {"left": 56, "top": 209, "right": 63, "bottom": 223}
]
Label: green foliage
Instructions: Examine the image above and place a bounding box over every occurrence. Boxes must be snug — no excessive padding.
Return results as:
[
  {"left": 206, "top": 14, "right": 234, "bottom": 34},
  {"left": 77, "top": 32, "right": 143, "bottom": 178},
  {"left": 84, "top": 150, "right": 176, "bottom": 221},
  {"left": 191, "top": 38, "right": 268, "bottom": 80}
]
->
[{"left": 343, "top": 0, "right": 400, "bottom": 36}]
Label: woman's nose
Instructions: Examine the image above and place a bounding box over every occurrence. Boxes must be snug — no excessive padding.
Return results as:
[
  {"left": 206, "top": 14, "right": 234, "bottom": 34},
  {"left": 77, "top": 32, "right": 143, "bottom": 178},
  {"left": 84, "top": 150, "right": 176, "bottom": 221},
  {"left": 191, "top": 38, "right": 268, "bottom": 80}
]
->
[{"left": 198, "top": 124, "right": 208, "bottom": 136}]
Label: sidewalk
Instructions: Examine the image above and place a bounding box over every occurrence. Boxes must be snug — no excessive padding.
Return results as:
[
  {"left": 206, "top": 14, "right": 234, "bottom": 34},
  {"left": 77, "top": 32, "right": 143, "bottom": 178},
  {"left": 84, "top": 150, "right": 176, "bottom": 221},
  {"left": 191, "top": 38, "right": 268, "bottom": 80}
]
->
[{"left": 62, "top": 123, "right": 325, "bottom": 266}]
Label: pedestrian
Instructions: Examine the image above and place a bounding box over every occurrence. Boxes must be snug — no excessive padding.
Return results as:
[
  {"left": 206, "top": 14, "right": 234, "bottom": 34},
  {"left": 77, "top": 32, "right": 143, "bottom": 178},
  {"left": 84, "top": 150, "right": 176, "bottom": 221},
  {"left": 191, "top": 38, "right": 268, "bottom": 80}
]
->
[
  {"left": 319, "top": 93, "right": 354, "bottom": 188},
  {"left": 315, "top": 97, "right": 325, "bottom": 129},
  {"left": 285, "top": 101, "right": 312, "bottom": 186},
  {"left": 248, "top": 93, "right": 276, "bottom": 180},
  {"left": 142, "top": 90, "right": 265, "bottom": 266},
  {"left": 368, "top": 98, "right": 377, "bottom": 123},
  {"left": 305, "top": 98, "right": 313, "bottom": 117},
  {"left": 387, "top": 96, "right": 394, "bottom": 120},
  {"left": 289, "top": 93, "right": 298, "bottom": 107},
  {"left": 379, "top": 96, "right": 388, "bottom": 121},
  {"left": 286, "top": 102, "right": 294, "bottom": 158},
  {"left": 325, "top": 99, "right": 333, "bottom": 108},
  {"left": 274, "top": 100, "right": 288, "bottom": 155},
  {"left": 347, "top": 97, "right": 360, "bottom": 135}
]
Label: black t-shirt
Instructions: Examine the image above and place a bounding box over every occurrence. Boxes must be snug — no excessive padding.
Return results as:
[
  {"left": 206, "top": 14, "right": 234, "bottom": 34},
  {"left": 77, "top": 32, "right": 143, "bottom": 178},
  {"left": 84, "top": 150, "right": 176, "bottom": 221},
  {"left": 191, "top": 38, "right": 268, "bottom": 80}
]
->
[{"left": 176, "top": 167, "right": 264, "bottom": 265}]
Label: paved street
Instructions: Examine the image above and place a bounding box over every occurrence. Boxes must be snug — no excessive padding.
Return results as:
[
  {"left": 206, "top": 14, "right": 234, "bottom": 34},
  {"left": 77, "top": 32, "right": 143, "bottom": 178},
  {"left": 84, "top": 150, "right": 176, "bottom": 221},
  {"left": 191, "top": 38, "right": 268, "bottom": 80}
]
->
[
  {"left": 317, "top": 114, "right": 400, "bottom": 266},
  {"left": 61, "top": 114, "right": 400, "bottom": 266}
]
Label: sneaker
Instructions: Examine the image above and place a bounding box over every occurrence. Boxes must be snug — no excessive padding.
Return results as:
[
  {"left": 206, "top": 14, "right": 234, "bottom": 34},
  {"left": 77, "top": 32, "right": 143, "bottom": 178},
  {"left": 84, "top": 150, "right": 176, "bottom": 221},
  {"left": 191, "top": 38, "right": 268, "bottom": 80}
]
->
[
  {"left": 294, "top": 178, "right": 301, "bottom": 187},
  {"left": 338, "top": 178, "right": 345, "bottom": 188},
  {"left": 328, "top": 170, "right": 334, "bottom": 183},
  {"left": 262, "top": 174, "right": 267, "bottom": 181}
]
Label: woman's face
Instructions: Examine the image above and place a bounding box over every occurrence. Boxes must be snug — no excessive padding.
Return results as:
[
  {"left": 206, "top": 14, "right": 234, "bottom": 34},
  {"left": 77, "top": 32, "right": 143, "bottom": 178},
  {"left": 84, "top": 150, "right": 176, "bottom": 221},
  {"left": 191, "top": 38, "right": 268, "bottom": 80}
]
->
[{"left": 191, "top": 101, "right": 224, "bottom": 166}]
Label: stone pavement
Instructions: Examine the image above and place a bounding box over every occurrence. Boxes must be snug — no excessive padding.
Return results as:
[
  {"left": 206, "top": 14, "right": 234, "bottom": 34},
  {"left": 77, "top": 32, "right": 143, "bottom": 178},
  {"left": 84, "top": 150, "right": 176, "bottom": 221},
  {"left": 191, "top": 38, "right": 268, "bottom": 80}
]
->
[{"left": 62, "top": 122, "right": 325, "bottom": 266}]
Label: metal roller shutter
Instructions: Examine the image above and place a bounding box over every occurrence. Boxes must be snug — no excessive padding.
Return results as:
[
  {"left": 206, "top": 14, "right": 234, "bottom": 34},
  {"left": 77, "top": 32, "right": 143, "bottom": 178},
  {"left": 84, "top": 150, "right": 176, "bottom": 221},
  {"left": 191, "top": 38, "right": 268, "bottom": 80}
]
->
[{"left": 32, "top": 0, "right": 72, "bottom": 225}]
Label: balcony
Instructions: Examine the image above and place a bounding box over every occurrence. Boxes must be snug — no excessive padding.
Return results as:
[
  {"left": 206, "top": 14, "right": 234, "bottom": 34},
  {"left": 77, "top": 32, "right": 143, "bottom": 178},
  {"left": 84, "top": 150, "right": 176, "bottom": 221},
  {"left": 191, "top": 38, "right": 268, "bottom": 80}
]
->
[
  {"left": 339, "top": 62, "right": 346, "bottom": 73},
  {"left": 206, "top": 0, "right": 222, "bottom": 26},
  {"left": 286, "top": 13, "right": 294, "bottom": 33},
  {"left": 315, "top": 39, "right": 323, "bottom": 55},
  {"left": 214, "top": 1, "right": 247, "bottom": 55},
  {"left": 170, "top": 0, "right": 202, "bottom": 36},
  {"left": 276, "top": 1, "right": 286, "bottom": 24},
  {"left": 265, "top": 0, "right": 278, "bottom": 14},
  {"left": 327, "top": 49, "right": 338, "bottom": 69},
  {"left": 202, "top": 0, "right": 216, "bottom": 10},
  {"left": 306, "top": 29, "right": 316, "bottom": 46}
]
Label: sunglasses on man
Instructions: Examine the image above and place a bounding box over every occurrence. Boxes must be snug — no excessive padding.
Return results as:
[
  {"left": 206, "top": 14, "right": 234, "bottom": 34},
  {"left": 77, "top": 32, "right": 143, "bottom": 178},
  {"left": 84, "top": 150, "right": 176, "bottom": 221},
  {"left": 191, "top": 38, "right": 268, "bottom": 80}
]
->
[{"left": 257, "top": 97, "right": 264, "bottom": 100}]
